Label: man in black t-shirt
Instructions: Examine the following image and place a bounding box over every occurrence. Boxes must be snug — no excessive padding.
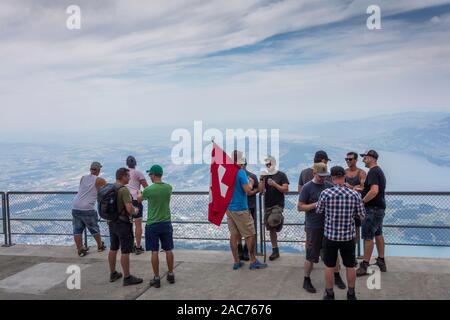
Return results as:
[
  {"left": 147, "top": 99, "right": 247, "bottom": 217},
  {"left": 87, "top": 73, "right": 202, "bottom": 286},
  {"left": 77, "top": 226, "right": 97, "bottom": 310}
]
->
[
  {"left": 258, "top": 156, "right": 289, "bottom": 261},
  {"left": 298, "top": 150, "right": 331, "bottom": 193},
  {"left": 357, "top": 150, "right": 387, "bottom": 277}
]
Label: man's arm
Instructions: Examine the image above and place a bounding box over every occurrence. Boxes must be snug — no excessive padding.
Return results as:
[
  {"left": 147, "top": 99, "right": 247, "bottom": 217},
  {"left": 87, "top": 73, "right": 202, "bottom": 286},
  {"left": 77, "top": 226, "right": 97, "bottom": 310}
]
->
[
  {"left": 271, "top": 182, "right": 289, "bottom": 193},
  {"left": 95, "top": 177, "right": 107, "bottom": 190},
  {"left": 124, "top": 202, "right": 137, "bottom": 216},
  {"left": 316, "top": 193, "right": 326, "bottom": 215},
  {"left": 243, "top": 183, "right": 253, "bottom": 195},
  {"left": 358, "top": 170, "right": 367, "bottom": 190},
  {"left": 298, "top": 201, "right": 317, "bottom": 212},
  {"left": 140, "top": 179, "right": 149, "bottom": 188},
  {"left": 363, "top": 184, "right": 379, "bottom": 204},
  {"left": 121, "top": 190, "right": 137, "bottom": 216},
  {"left": 355, "top": 194, "right": 366, "bottom": 221}
]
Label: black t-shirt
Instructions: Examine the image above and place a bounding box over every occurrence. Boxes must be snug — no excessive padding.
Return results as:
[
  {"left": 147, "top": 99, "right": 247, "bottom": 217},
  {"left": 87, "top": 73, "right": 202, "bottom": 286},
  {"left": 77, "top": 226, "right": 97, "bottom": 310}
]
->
[
  {"left": 362, "top": 166, "right": 386, "bottom": 209},
  {"left": 263, "top": 171, "right": 290, "bottom": 208},
  {"left": 245, "top": 169, "right": 258, "bottom": 209}
]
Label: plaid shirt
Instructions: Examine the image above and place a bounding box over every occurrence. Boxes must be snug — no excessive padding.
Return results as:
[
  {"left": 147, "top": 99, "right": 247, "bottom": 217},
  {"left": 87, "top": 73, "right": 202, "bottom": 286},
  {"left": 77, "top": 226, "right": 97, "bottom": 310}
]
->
[{"left": 316, "top": 185, "right": 366, "bottom": 241}]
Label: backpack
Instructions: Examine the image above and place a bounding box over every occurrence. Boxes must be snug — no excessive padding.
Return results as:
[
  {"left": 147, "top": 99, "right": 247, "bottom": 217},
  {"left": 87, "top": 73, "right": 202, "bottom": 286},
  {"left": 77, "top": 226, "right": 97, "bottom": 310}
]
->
[{"left": 98, "top": 183, "right": 124, "bottom": 221}]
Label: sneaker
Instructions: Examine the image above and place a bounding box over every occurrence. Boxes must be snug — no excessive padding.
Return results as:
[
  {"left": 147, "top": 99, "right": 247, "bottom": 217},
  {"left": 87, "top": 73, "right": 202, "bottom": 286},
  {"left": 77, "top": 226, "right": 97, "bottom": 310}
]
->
[
  {"left": 167, "top": 273, "right": 175, "bottom": 284},
  {"left": 334, "top": 273, "right": 347, "bottom": 290},
  {"left": 249, "top": 260, "right": 268, "bottom": 270},
  {"left": 233, "top": 261, "right": 244, "bottom": 270},
  {"left": 323, "top": 290, "right": 335, "bottom": 300},
  {"left": 77, "top": 247, "right": 88, "bottom": 257},
  {"left": 135, "top": 246, "right": 145, "bottom": 255},
  {"left": 347, "top": 292, "right": 357, "bottom": 300},
  {"left": 356, "top": 261, "right": 370, "bottom": 277},
  {"left": 375, "top": 257, "right": 387, "bottom": 272},
  {"left": 303, "top": 277, "right": 317, "bottom": 294},
  {"left": 123, "top": 275, "right": 143, "bottom": 286},
  {"left": 110, "top": 271, "right": 123, "bottom": 282},
  {"left": 269, "top": 247, "right": 280, "bottom": 261},
  {"left": 150, "top": 277, "right": 161, "bottom": 288},
  {"left": 97, "top": 242, "right": 107, "bottom": 252}
]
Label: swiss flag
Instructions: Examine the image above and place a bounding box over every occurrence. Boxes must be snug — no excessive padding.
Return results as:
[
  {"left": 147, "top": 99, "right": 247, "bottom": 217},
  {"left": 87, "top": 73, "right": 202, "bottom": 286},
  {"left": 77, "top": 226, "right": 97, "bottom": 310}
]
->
[{"left": 208, "top": 143, "right": 240, "bottom": 226}]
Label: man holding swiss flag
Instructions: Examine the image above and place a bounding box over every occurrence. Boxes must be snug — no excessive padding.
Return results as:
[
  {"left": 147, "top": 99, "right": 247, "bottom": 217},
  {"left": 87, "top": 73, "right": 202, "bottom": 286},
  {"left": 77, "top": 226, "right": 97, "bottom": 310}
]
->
[{"left": 208, "top": 144, "right": 267, "bottom": 270}]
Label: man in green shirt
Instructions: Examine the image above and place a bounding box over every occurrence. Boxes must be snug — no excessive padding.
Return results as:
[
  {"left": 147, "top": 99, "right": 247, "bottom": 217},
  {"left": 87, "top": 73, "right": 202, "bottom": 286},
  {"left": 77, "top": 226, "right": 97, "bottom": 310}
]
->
[{"left": 138, "top": 164, "right": 174, "bottom": 288}]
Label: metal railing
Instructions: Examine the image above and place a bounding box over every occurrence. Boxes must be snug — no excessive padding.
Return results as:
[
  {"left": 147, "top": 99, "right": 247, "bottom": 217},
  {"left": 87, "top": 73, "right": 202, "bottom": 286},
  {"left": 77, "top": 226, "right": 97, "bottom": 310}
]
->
[
  {"left": 1, "top": 191, "right": 450, "bottom": 254},
  {"left": 1, "top": 192, "right": 7, "bottom": 246}
]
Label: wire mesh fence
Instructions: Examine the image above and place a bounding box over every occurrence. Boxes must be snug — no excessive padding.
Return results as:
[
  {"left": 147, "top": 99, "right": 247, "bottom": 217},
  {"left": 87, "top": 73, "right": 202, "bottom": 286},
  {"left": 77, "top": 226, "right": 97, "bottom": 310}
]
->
[{"left": 3, "top": 191, "right": 450, "bottom": 251}]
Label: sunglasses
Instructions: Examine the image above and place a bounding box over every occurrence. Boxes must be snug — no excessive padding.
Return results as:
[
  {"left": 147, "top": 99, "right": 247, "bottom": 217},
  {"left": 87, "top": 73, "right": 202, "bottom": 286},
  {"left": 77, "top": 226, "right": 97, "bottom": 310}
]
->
[
  {"left": 265, "top": 163, "right": 271, "bottom": 167},
  {"left": 345, "top": 158, "right": 355, "bottom": 161}
]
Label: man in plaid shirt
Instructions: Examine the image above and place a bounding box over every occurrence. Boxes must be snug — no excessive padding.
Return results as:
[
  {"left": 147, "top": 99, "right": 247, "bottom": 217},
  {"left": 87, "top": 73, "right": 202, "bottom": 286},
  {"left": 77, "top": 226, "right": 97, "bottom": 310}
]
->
[{"left": 316, "top": 166, "right": 366, "bottom": 300}]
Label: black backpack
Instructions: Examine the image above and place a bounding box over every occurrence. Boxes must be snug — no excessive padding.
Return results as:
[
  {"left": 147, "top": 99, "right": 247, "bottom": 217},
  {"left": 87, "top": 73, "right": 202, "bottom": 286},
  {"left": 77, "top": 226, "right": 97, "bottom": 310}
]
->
[{"left": 98, "top": 183, "right": 124, "bottom": 221}]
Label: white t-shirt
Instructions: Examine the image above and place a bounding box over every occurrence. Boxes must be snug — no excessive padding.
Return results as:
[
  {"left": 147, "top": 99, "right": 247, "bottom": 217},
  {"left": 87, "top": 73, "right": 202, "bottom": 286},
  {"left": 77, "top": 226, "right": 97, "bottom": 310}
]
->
[{"left": 126, "top": 168, "right": 146, "bottom": 200}]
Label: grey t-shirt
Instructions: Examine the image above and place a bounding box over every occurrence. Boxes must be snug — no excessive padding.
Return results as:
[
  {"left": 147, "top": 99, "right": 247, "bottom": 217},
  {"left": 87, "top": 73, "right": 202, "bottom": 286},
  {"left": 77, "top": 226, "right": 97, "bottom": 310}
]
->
[
  {"left": 298, "top": 168, "right": 314, "bottom": 187},
  {"left": 298, "top": 180, "right": 333, "bottom": 229}
]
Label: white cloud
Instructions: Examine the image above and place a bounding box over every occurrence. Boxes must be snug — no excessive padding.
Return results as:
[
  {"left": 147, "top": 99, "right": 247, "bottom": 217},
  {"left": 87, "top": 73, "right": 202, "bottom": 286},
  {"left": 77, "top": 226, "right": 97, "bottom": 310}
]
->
[{"left": 0, "top": 0, "right": 450, "bottom": 135}]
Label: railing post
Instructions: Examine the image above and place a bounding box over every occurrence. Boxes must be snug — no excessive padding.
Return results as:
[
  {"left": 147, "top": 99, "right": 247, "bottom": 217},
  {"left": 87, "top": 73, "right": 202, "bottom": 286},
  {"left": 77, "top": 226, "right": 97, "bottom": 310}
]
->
[
  {"left": 83, "top": 229, "right": 88, "bottom": 248},
  {"left": 357, "top": 226, "right": 361, "bottom": 258},
  {"left": 6, "top": 192, "right": 13, "bottom": 246},
  {"left": 258, "top": 193, "right": 263, "bottom": 255},
  {"left": 2, "top": 192, "right": 8, "bottom": 247}
]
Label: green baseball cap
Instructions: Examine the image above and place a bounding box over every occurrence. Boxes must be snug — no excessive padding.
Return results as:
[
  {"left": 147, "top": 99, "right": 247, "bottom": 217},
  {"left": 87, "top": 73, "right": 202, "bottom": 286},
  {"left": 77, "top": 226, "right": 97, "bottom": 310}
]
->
[{"left": 146, "top": 164, "right": 163, "bottom": 175}]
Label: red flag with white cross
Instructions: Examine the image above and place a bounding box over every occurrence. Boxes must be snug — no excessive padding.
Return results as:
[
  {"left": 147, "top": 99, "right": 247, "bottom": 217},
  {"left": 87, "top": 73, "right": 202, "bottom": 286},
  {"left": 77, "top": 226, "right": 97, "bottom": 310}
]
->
[{"left": 208, "top": 143, "right": 240, "bottom": 226}]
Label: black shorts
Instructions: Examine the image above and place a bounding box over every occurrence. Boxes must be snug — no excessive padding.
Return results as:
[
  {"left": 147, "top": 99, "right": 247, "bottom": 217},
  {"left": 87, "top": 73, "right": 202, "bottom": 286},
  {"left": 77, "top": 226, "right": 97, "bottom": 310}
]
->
[
  {"left": 305, "top": 228, "right": 323, "bottom": 263},
  {"left": 109, "top": 220, "right": 134, "bottom": 254},
  {"left": 322, "top": 238, "right": 356, "bottom": 268},
  {"left": 132, "top": 200, "right": 143, "bottom": 219}
]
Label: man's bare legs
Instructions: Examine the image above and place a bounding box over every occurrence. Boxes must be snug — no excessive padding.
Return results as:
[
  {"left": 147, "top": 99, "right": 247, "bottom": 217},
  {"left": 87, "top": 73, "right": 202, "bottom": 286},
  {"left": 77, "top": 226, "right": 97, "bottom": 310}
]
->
[
  {"left": 134, "top": 219, "right": 143, "bottom": 248},
  {"left": 108, "top": 250, "right": 130, "bottom": 277}
]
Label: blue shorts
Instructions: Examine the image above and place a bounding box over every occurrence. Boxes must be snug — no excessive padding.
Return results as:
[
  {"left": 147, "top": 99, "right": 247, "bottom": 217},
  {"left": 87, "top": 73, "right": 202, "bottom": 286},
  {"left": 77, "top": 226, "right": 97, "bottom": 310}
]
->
[
  {"left": 362, "top": 207, "right": 385, "bottom": 240},
  {"left": 145, "top": 222, "right": 174, "bottom": 252},
  {"left": 72, "top": 209, "right": 100, "bottom": 236}
]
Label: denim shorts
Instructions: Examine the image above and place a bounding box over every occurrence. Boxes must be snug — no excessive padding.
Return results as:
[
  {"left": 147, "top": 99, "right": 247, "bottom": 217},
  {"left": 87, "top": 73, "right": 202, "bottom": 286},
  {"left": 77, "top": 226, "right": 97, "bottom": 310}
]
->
[
  {"left": 72, "top": 209, "right": 100, "bottom": 236},
  {"left": 145, "top": 222, "right": 174, "bottom": 252},
  {"left": 361, "top": 207, "right": 385, "bottom": 240}
]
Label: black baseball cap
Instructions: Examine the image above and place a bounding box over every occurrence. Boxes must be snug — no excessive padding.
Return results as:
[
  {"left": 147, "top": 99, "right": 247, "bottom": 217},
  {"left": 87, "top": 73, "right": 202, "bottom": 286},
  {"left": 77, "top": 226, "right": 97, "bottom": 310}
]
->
[
  {"left": 330, "top": 166, "right": 346, "bottom": 177},
  {"left": 360, "top": 150, "right": 379, "bottom": 160},
  {"left": 314, "top": 150, "right": 330, "bottom": 162}
]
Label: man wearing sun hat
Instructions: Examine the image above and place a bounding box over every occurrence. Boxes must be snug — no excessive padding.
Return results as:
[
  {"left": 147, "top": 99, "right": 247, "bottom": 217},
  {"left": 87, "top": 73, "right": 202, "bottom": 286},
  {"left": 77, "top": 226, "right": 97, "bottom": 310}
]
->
[{"left": 139, "top": 164, "right": 175, "bottom": 288}]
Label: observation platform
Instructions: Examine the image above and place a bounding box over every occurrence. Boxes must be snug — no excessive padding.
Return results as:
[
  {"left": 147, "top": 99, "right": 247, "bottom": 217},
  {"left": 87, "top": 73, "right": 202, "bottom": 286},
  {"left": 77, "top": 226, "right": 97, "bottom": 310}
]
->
[{"left": 0, "top": 245, "right": 449, "bottom": 300}]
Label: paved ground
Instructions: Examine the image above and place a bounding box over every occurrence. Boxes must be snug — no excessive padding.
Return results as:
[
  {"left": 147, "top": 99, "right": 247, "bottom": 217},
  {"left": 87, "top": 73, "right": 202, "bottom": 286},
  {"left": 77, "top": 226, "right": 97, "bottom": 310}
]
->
[{"left": 0, "top": 245, "right": 449, "bottom": 300}]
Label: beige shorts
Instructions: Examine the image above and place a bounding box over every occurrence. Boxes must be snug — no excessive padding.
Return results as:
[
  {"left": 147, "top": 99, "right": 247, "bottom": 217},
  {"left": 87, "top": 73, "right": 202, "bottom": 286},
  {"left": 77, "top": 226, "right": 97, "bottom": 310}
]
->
[{"left": 226, "top": 210, "right": 256, "bottom": 238}]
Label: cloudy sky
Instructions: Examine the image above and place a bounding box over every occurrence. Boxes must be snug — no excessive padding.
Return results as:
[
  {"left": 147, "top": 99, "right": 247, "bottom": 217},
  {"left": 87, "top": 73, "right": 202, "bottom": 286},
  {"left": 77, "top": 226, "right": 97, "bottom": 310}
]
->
[{"left": 1, "top": 0, "right": 450, "bottom": 136}]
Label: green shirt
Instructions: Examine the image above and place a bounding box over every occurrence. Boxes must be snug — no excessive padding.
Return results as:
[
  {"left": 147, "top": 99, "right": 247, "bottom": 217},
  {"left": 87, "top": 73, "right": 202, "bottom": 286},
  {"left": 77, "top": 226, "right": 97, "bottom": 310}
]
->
[{"left": 142, "top": 182, "right": 172, "bottom": 225}]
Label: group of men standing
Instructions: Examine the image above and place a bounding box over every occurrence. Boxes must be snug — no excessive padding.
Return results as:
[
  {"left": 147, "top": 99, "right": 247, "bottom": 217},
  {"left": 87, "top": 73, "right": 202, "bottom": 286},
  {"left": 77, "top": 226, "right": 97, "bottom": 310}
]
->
[
  {"left": 71, "top": 157, "right": 175, "bottom": 288},
  {"left": 225, "top": 149, "right": 387, "bottom": 300},
  {"left": 70, "top": 147, "right": 387, "bottom": 299}
]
